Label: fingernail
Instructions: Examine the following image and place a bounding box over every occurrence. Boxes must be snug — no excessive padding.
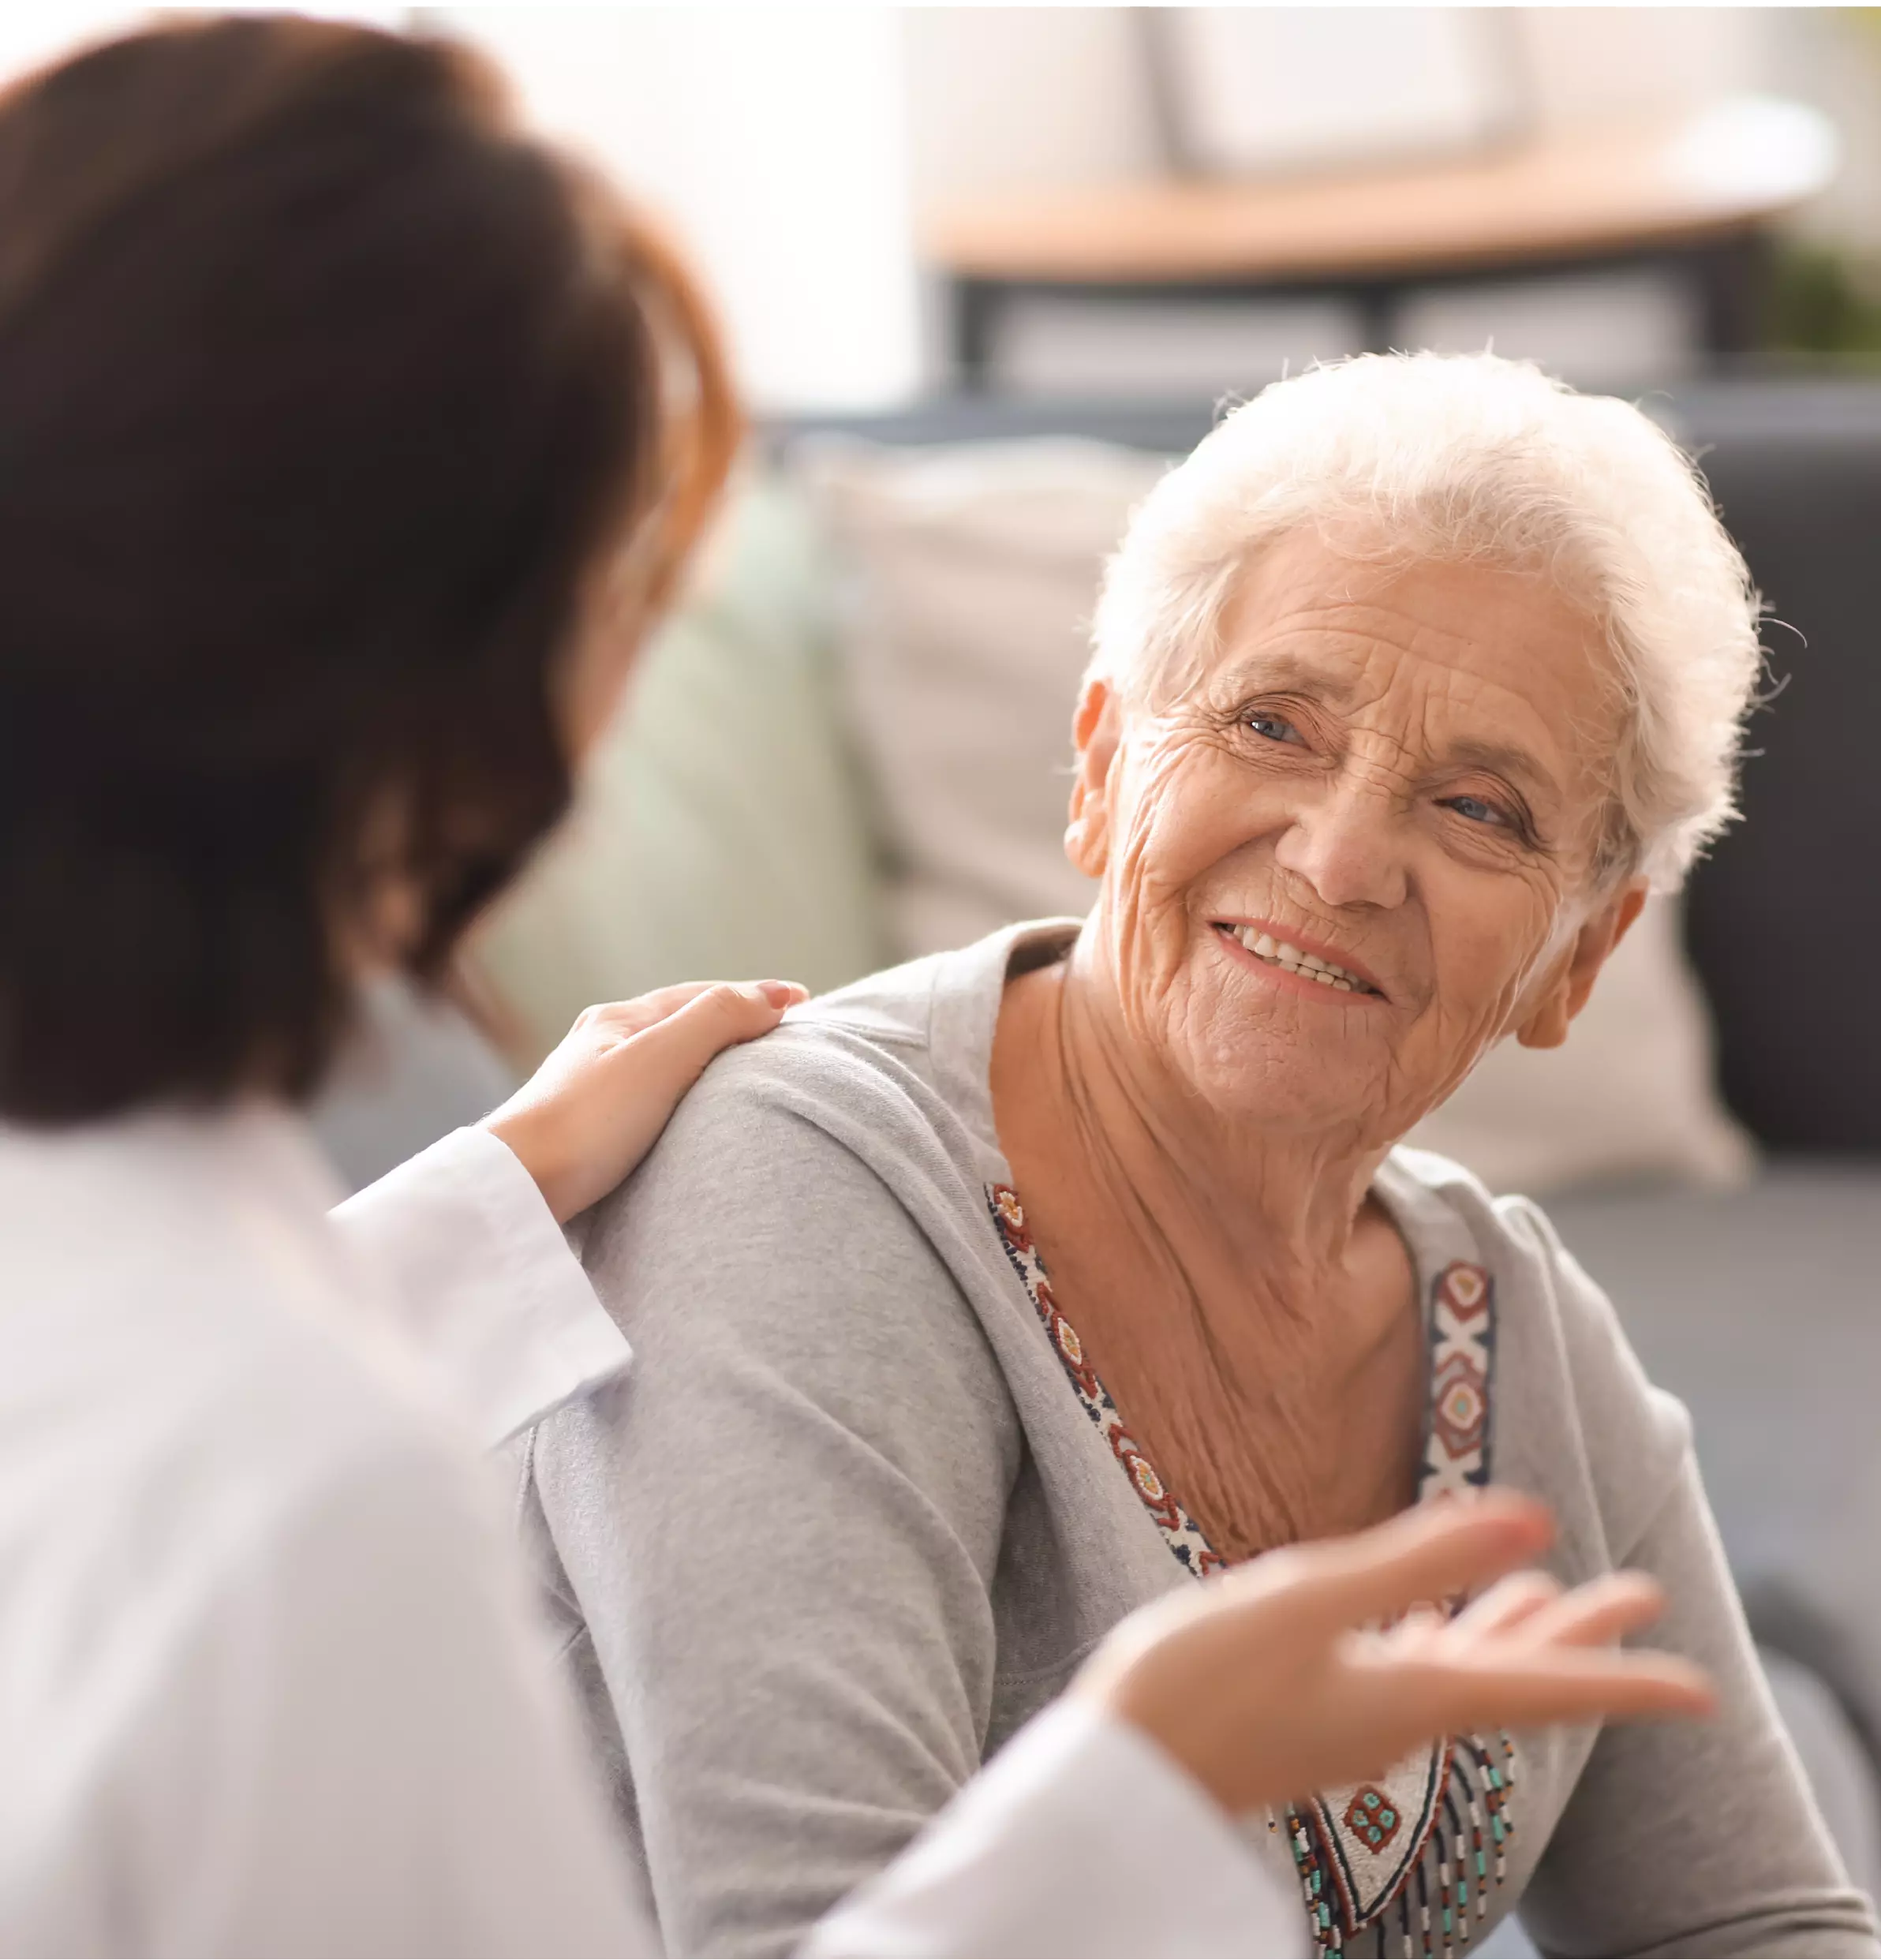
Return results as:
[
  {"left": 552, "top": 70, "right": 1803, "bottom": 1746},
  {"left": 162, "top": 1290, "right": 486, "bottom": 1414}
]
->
[{"left": 758, "top": 980, "right": 806, "bottom": 1008}]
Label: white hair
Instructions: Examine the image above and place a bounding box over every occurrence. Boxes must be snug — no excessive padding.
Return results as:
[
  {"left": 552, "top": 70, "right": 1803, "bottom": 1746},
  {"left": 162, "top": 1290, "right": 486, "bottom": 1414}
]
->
[{"left": 1089, "top": 352, "right": 1763, "bottom": 890}]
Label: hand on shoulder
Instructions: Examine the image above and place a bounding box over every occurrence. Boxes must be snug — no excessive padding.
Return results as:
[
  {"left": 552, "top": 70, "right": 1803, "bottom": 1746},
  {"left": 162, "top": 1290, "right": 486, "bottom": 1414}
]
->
[{"left": 484, "top": 981, "right": 806, "bottom": 1224}]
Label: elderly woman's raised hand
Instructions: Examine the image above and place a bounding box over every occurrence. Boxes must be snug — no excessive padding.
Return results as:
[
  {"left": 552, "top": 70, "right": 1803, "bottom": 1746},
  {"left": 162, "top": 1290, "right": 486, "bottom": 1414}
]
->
[
  {"left": 484, "top": 981, "right": 808, "bottom": 1223},
  {"left": 1075, "top": 1491, "right": 1714, "bottom": 1820}
]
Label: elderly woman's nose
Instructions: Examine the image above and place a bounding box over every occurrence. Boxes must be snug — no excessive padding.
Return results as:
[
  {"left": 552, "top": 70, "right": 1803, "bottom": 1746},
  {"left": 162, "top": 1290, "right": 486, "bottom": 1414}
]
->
[{"left": 1270, "top": 791, "right": 1409, "bottom": 911}]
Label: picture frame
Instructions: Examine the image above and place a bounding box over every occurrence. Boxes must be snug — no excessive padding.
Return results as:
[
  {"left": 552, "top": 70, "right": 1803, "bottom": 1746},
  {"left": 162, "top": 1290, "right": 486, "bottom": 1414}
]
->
[{"left": 1143, "top": 7, "right": 1533, "bottom": 181}]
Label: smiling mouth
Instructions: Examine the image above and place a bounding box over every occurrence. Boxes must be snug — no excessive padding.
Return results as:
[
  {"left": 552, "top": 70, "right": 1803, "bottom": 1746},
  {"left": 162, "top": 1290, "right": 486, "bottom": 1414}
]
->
[{"left": 1213, "top": 922, "right": 1384, "bottom": 997}]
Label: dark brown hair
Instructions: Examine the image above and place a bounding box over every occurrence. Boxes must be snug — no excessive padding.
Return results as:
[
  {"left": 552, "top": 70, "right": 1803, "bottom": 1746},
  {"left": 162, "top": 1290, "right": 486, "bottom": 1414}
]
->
[{"left": 0, "top": 16, "right": 739, "bottom": 1122}]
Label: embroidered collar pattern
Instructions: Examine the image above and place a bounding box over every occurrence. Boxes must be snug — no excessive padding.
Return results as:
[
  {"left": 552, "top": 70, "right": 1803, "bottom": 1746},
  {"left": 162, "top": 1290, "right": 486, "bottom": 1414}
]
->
[{"left": 987, "top": 1182, "right": 1518, "bottom": 1958}]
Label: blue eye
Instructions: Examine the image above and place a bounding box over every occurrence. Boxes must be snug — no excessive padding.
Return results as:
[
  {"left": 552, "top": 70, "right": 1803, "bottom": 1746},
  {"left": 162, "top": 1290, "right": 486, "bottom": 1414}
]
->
[
  {"left": 1244, "top": 712, "right": 1303, "bottom": 745},
  {"left": 1443, "top": 795, "right": 1507, "bottom": 828}
]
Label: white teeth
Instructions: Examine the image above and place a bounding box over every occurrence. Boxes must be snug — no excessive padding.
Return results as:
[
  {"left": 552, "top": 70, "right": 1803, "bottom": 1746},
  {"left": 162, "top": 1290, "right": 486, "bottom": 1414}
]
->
[{"left": 1226, "top": 924, "right": 1371, "bottom": 993}]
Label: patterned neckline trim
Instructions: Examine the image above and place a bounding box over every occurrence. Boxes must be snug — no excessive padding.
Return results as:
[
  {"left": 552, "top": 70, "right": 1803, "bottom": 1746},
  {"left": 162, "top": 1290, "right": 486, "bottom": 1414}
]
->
[{"left": 985, "top": 1180, "right": 1515, "bottom": 1958}]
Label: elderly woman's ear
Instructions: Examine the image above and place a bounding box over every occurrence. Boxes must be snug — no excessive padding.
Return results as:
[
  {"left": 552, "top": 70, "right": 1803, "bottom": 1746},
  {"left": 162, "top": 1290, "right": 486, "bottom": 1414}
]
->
[
  {"left": 1065, "top": 677, "right": 1125, "bottom": 879},
  {"left": 1513, "top": 880, "right": 1648, "bottom": 1050}
]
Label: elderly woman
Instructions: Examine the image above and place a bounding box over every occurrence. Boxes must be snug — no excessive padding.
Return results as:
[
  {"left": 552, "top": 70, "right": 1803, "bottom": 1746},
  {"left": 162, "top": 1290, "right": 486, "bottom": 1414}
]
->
[{"left": 525, "top": 353, "right": 1876, "bottom": 1958}]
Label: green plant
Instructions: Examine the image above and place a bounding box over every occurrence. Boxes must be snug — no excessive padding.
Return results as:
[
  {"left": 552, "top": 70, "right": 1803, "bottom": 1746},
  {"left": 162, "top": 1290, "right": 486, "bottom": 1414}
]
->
[{"left": 1767, "top": 241, "right": 1881, "bottom": 357}]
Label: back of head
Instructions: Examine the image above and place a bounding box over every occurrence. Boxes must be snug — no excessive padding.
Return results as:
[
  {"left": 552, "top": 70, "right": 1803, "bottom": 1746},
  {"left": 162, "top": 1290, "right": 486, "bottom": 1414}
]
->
[{"left": 0, "top": 17, "right": 732, "bottom": 1124}]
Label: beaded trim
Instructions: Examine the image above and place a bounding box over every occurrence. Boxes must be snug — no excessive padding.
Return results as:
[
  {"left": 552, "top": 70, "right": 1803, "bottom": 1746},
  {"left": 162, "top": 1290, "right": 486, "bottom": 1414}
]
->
[
  {"left": 987, "top": 1184, "right": 1223, "bottom": 1577},
  {"left": 986, "top": 1184, "right": 1517, "bottom": 1957},
  {"left": 1423, "top": 1260, "right": 1497, "bottom": 1496}
]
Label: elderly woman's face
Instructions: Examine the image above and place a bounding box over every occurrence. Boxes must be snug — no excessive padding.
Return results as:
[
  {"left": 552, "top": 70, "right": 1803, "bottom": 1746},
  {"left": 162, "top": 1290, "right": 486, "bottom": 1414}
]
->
[{"left": 1069, "top": 528, "right": 1644, "bottom": 1140}]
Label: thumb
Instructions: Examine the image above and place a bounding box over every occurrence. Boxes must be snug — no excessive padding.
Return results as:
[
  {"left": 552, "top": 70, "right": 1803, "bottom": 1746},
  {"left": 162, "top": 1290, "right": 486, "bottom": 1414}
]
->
[{"left": 620, "top": 980, "right": 802, "bottom": 1102}]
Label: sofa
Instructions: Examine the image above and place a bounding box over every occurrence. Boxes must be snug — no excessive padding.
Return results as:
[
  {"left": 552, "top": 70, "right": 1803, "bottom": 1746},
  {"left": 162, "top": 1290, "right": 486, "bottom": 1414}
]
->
[{"left": 314, "top": 378, "right": 1881, "bottom": 1918}]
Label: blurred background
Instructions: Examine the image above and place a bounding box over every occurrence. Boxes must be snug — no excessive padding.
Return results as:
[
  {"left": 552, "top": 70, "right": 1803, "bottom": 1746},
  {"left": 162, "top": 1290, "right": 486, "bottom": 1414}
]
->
[
  {"left": 464, "top": 6, "right": 1874, "bottom": 406},
  {"left": 16, "top": 6, "right": 1881, "bottom": 407},
  {"left": 13, "top": 5, "right": 1881, "bottom": 1937}
]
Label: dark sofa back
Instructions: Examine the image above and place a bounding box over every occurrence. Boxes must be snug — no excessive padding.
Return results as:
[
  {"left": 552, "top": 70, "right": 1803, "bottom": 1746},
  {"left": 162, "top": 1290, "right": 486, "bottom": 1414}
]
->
[
  {"left": 784, "top": 383, "right": 1881, "bottom": 1154},
  {"left": 1665, "top": 386, "right": 1881, "bottom": 1152}
]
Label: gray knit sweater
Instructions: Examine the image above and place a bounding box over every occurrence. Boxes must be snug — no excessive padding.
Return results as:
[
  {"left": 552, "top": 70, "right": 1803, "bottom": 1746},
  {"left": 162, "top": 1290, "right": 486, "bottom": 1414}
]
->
[{"left": 521, "top": 922, "right": 1877, "bottom": 1959}]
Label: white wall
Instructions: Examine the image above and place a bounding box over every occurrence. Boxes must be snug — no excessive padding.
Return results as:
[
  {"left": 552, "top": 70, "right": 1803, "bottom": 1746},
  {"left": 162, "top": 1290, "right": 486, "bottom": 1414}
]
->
[
  {"left": 902, "top": 6, "right": 1161, "bottom": 207},
  {"left": 443, "top": 6, "right": 922, "bottom": 413},
  {"left": 1517, "top": 8, "right": 1766, "bottom": 129}
]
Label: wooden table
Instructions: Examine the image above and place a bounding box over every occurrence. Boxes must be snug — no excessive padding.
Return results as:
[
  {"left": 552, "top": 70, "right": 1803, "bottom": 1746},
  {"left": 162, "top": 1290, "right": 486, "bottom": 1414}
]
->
[{"left": 924, "top": 98, "right": 1838, "bottom": 387}]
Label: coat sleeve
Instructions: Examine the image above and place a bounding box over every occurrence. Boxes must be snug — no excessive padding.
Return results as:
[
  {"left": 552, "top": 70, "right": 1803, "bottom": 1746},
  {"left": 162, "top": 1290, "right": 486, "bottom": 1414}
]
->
[
  {"left": 331, "top": 1125, "right": 629, "bottom": 1448},
  {"left": 129, "top": 1424, "right": 656, "bottom": 1958},
  {"left": 805, "top": 1699, "right": 1314, "bottom": 1958}
]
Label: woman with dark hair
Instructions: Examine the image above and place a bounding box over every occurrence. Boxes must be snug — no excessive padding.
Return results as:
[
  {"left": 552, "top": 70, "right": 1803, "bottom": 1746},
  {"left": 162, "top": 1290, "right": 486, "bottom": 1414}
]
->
[{"left": 0, "top": 17, "right": 1714, "bottom": 1957}]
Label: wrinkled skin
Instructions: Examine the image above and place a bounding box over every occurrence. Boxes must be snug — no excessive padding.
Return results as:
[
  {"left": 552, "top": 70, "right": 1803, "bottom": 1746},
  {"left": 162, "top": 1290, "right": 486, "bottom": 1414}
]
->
[
  {"left": 991, "top": 528, "right": 1647, "bottom": 1558},
  {"left": 1071, "top": 529, "right": 1644, "bottom": 1147}
]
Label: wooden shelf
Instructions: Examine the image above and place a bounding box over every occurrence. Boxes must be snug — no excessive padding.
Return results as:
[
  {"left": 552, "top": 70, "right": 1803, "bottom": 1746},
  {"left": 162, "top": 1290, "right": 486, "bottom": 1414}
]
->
[{"left": 925, "top": 100, "right": 1838, "bottom": 288}]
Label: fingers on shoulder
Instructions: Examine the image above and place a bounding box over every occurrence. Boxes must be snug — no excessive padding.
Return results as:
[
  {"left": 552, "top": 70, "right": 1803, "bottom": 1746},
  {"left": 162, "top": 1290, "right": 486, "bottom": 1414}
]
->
[{"left": 572, "top": 982, "right": 720, "bottom": 1038}]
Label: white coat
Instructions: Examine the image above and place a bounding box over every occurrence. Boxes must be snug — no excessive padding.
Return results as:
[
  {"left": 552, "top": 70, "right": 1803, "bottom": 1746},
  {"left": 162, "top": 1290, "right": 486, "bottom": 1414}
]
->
[{"left": 0, "top": 1105, "right": 1301, "bottom": 1956}]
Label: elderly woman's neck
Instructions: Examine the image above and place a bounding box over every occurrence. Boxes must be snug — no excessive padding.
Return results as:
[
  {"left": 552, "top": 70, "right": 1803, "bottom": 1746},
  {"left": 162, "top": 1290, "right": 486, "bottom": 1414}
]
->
[{"left": 993, "top": 946, "right": 1392, "bottom": 1296}]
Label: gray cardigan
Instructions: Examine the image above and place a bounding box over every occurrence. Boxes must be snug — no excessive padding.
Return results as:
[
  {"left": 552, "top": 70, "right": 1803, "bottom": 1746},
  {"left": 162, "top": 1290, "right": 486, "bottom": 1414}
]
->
[{"left": 522, "top": 922, "right": 1877, "bottom": 1959}]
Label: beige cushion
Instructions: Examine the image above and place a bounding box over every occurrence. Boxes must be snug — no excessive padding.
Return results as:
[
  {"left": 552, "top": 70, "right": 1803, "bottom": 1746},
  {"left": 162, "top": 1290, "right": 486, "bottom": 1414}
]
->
[
  {"left": 1403, "top": 894, "right": 1753, "bottom": 1190},
  {"left": 800, "top": 436, "right": 1752, "bottom": 1196},
  {"left": 473, "top": 470, "right": 888, "bottom": 1064},
  {"left": 802, "top": 438, "right": 1153, "bottom": 952}
]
